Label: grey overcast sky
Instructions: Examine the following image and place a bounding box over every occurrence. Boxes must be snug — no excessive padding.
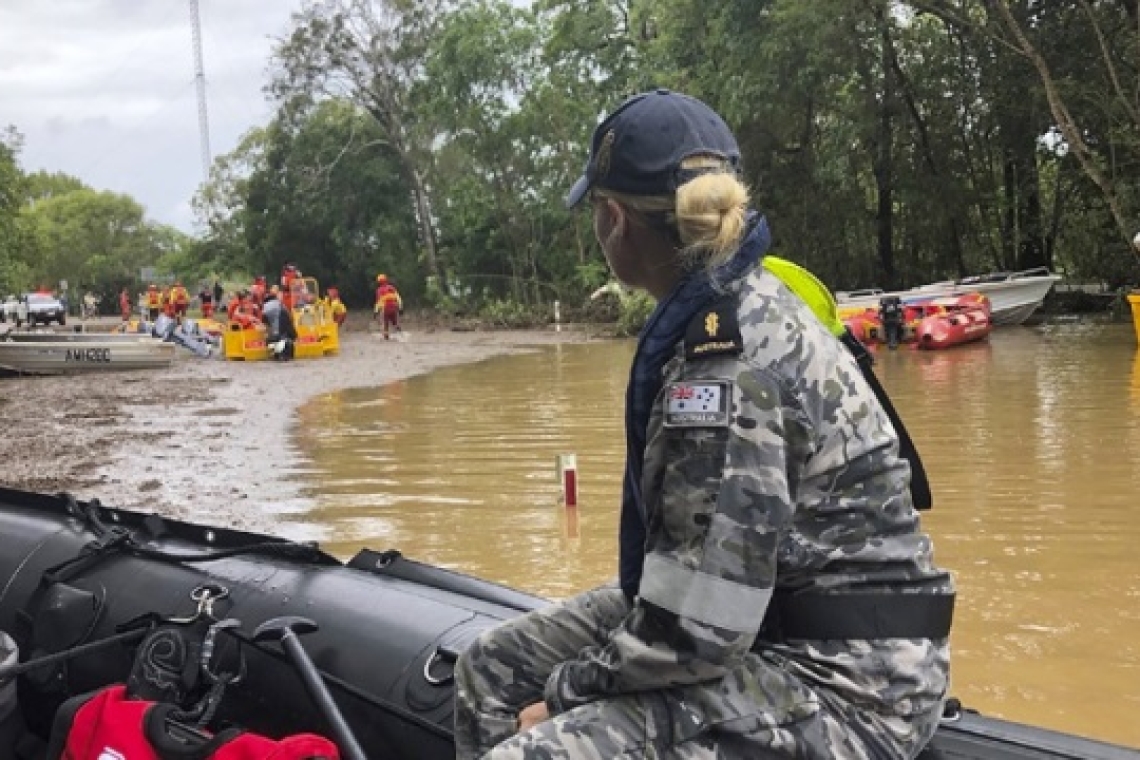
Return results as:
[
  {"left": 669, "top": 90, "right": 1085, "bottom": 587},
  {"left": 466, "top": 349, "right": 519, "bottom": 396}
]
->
[{"left": 0, "top": 1, "right": 304, "bottom": 233}]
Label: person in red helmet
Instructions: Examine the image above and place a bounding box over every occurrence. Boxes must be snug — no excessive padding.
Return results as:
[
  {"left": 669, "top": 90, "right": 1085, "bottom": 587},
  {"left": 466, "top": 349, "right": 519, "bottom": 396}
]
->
[
  {"left": 250, "top": 276, "right": 267, "bottom": 310},
  {"left": 373, "top": 274, "right": 402, "bottom": 339},
  {"left": 281, "top": 266, "right": 301, "bottom": 311},
  {"left": 145, "top": 284, "right": 162, "bottom": 321},
  {"left": 170, "top": 281, "right": 190, "bottom": 320}
]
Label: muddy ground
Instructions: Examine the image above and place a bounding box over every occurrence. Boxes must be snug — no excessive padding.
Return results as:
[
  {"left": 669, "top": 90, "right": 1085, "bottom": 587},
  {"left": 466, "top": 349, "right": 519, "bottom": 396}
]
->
[{"left": 0, "top": 316, "right": 596, "bottom": 533}]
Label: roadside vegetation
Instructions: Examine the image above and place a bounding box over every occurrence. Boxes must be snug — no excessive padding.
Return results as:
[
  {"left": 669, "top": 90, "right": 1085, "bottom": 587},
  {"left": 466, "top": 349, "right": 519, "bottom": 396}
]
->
[{"left": 2, "top": 1, "right": 1139, "bottom": 326}]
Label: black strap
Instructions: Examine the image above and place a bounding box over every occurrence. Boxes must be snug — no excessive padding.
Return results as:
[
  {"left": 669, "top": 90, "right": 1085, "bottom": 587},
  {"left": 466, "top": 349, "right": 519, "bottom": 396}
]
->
[
  {"left": 0, "top": 627, "right": 148, "bottom": 681},
  {"left": 756, "top": 592, "right": 954, "bottom": 643},
  {"left": 840, "top": 330, "right": 933, "bottom": 510}
]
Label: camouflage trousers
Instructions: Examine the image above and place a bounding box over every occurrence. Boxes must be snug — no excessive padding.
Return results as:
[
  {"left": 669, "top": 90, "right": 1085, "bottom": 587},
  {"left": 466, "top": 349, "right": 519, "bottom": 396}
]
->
[{"left": 453, "top": 586, "right": 944, "bottom": 760}]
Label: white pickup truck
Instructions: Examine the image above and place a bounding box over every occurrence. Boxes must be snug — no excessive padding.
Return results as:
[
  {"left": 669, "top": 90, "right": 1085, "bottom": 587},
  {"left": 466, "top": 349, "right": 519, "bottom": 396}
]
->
[{"left": 0, "top": 295, "right": 18, "bottom": 324}]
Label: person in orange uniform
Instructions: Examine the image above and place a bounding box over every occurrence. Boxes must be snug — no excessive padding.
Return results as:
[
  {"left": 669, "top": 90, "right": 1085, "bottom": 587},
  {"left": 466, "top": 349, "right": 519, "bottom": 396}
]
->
[
  {"left": 328, "top": 287, "right": 347, "bottom": 327},
  {"left": 228, "top": 291, "right": 261, "bottom": 329},
  {"left": 280, "top": 265, "right": 299, "bottom": 311},
  {"left": 118, "top": 288, "right": 132, "bottom": 322},
  {"left": 374, "top": 274, "right": 403, "bottom": 339},
  {"left": 198, "top": 285, "right": 214, "bottom": 319},
  {"left": 250, "top": 276, "right": 267, "bottom": 311},
  {"left": 227, "top": 290, "right": 246, "bottom": 321},
  {"left": 161, "top": 287, "right": 176, "bottom": 319},
  {"left": 170, "top": 281, "right": 190, "bottom": 320},
  {"left": 145, "top": 284, "right": 162, "bottom": 321}
]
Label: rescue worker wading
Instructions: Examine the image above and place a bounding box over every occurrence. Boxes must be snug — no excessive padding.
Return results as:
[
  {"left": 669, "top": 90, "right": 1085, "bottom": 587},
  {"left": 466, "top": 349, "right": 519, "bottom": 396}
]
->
[
  {"left": 453, "top": 89, "right": 955, "bottom": 760},
  {"left": 374, "top": 274, "right": 402, "bottom": 339}
]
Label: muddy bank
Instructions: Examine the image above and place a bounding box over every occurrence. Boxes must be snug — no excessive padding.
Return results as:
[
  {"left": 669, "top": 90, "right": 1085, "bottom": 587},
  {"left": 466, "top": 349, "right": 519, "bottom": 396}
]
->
[{"left": 0, "top": 322, "right": 596, "bottom": 534}]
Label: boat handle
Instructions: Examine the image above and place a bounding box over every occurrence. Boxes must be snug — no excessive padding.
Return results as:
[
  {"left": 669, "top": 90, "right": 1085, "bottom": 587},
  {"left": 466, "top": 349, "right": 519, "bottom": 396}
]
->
[{"left": 423, "top": 644, "right": 460, "bottom": 686}]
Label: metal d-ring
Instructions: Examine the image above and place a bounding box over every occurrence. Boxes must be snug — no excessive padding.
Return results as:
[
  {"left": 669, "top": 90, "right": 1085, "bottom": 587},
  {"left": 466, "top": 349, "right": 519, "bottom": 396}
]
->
[
  {"left": 422, "top": 647, "right": 454, "bottom": 686},
  {"left": 190, "top": 583, "right": 230, "bottom": 621},
  {"left": 940, "top": 697, "right": 963, "bottom": 723},
  {"left": 169, "top": 583, "right": 231, "bottom": 624}
]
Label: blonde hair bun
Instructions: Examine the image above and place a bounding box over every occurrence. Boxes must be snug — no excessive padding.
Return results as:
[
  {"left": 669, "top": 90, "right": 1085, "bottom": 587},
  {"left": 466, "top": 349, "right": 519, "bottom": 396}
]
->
[{"left": 675, "top": 171, "right": 750, "bottom": 263}]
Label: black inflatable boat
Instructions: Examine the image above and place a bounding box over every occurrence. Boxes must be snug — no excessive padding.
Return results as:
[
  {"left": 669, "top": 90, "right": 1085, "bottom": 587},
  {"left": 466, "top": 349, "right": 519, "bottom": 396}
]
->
[{"left": 0, "top": 486, "right": 1135, "bottom": 760}]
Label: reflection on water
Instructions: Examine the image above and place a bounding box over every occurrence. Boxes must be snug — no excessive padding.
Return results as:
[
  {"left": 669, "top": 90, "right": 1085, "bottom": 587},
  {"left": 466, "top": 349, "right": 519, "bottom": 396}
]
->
[
  {"left": 294, "top": 325, "right": 1140, "bottom": 746},
  {"left": 294, "top": 345, "right": 633, "bottom": 599}
]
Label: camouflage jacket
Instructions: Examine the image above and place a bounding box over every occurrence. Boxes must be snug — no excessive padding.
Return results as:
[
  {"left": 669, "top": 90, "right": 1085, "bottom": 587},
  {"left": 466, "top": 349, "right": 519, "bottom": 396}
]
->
[{"left": 545, "top": 267, "right": 953, "bottom": 716}]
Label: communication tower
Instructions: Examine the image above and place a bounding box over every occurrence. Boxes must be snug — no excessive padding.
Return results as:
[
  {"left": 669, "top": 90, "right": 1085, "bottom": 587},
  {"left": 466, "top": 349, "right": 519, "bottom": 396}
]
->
[{"left": 189, "top": 0, "right": 212, "bottom": 180}]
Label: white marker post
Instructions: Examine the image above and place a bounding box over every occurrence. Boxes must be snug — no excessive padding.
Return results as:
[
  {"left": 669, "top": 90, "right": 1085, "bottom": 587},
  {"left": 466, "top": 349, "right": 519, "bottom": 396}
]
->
[
  {"left": 556, "top": 453, "right": 578, "bottom": 507},
  {"left": 554, "top": 300, "right": 561, "bottom": 333}
]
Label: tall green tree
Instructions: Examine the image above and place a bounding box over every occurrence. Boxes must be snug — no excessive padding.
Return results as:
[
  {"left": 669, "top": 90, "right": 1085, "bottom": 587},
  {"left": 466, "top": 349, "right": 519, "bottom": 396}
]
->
[
  {"left": 269, "top": 0, "right": 449, "bottom": 289},
  {"left": 205, "top": 100, "right": 422, "bottom": 307},
  {"left": 0, "top": 127, "right": 32, "bottom": 294},
  {"left": 179, "top": 0, "right": 1140, "bottom": 303},
  {"left": 23, "top": 188, "right": 179, "bottom": 298}
]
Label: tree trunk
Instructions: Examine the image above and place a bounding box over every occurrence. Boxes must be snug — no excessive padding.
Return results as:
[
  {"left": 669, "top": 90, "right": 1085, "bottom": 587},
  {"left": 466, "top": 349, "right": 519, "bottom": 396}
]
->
[
  {"left": 987, "top": 0, "right": 1136, "bottom": 255},
  {"left": 992, "top": 66, "right": 1046, "bottom": 270},
  {"left": 871, "top": 23, "right": 897, "bottom": 288},
  {"left": 407, "top": 165, "right": 442, "bottom": 286}
]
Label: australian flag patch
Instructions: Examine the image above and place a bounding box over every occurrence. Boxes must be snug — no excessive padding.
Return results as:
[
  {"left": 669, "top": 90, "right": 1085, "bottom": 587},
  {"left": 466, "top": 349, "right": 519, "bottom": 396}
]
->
[{"left": 663, "top": 381, "right": 732, "bottom": 428}]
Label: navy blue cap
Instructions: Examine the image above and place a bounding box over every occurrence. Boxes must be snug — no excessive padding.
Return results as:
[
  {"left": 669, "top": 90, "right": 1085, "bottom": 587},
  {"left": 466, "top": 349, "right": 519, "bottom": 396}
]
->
[{"left": 565, "top": 89, "right": 741, "bottom": 209}]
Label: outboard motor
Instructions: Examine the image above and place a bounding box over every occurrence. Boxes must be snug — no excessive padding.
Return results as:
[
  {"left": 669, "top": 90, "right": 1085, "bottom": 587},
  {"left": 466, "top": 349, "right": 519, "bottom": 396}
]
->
[{"left": 879, "top": 295, "right": 905, "bottom": 349}]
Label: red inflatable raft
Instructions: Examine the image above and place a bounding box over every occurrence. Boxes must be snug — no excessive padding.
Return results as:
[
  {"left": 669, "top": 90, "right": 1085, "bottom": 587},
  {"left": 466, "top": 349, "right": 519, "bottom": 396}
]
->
[{"left": 915, "top": 295, "right": 992, "bottom": 349}]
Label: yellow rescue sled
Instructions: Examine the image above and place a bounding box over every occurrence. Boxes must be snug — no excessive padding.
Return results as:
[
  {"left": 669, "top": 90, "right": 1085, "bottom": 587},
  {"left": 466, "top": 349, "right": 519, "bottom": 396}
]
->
[{"left": 223, "top": 276, "right": 340, "bottom": 361}]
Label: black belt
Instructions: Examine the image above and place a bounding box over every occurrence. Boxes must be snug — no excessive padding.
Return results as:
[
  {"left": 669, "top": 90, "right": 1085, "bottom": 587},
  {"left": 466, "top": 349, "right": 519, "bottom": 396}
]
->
[{"left": 755, "top": 592, "right": 954, "bottom": 644}]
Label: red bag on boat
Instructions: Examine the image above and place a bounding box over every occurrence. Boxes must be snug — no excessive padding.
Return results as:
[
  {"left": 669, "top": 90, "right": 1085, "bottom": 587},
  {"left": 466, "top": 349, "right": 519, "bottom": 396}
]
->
[{"left": 49, "top": 685, "right": 338, "bottom": 760}]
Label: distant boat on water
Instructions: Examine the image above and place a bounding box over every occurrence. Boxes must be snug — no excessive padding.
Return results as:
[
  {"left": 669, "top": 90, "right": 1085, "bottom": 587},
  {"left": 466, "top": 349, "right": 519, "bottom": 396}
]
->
[{"left": 836, "top": 267, "right": 1061, "bottom": 325}]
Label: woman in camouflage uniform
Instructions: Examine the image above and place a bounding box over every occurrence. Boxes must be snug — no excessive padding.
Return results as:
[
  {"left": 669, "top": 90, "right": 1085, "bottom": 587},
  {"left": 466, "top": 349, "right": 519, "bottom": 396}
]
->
[{"left": 454, "top": 90, "right": 955, "bottom": 760}]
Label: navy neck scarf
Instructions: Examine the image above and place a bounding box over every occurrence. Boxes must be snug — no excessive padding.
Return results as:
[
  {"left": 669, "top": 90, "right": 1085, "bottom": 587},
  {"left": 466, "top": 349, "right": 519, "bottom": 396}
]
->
[{"left": 618, "top": 213, "right": 771, "bottom": 600}]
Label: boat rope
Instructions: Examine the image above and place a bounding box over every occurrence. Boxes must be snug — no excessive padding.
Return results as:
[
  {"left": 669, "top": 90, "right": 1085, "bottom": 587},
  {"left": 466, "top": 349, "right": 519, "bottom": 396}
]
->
[{"left": 43, "top": 493, "right": 324, "bottom": 588}]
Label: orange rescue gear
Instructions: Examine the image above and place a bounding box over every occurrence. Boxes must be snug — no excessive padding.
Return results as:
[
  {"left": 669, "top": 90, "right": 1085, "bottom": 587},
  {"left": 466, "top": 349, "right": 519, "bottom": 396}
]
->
[
  {"left": 228, "top": 293, "right": 261, "bottom": 328},
  {"left": 170, "top": 283, "right": 190, "bottom": 316},
  {"left": 281, "top": 269, "right": 298, "bottom": 311},
  {"left": 375, "top": 282, "right": 402, "bottom": 314},
  {"left": 329, "top": 290, "right": 347, "bottom": 326},
  {"left": 145, "top": 286, "right": 162, "bottom": 309},
  {"left": 249, "top": 278, "right": 267, "bottom": 308}
]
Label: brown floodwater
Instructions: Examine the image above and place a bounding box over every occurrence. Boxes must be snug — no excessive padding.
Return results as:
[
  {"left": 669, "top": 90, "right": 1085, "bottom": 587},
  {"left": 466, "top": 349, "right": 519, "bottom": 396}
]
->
[{"left": 292, "top": 323, "right": 1140, "bottom": 747}]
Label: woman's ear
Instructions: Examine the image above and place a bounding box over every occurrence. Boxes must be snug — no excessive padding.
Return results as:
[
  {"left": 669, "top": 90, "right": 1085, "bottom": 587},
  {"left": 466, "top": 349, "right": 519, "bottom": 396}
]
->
[{"left": 603, "top": 198, "right": 626, "bottom": 239}]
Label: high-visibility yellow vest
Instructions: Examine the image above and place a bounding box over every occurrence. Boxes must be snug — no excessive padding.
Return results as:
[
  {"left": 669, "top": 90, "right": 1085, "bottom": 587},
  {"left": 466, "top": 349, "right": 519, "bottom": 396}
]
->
[{"left": 761, "top": 256, "right": 844, "bottom": 337}]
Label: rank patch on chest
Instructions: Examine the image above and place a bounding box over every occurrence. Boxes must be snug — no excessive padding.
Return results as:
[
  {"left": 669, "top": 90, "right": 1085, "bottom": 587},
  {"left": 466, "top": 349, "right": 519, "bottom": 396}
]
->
[
  {"left": 684, "top": 300, "right": 743, "bottom": 360},
  {"left": 663, "top": 381, "right": 732, "bottom": 428}
]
